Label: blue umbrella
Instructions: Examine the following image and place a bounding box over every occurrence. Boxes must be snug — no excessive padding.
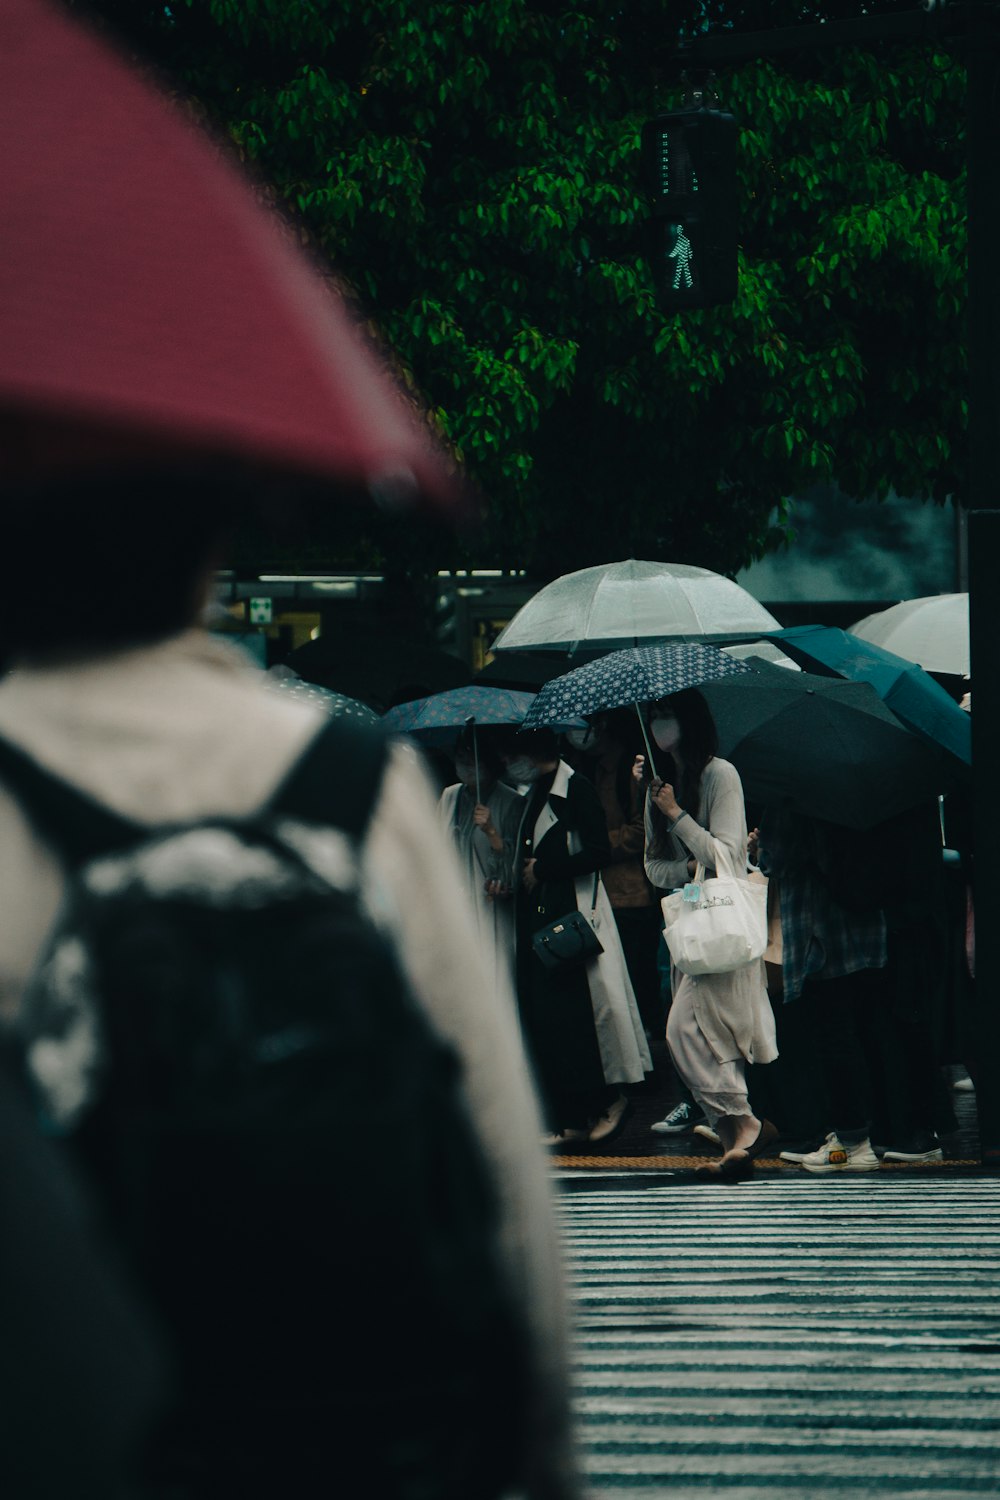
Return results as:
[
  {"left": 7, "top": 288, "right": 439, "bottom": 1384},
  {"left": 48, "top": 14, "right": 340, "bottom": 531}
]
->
[
  {"left": 522, "top": 642, "right": 752, "bottom": 777},
  {"left": 384, "top": 685, "right": 558, "bottom": 802},
  {"left": 382, "top": 685, "right": 541, "bottom": 742},
  {"left": 774, "top": 625, "right": 971, "bottom": 767}
]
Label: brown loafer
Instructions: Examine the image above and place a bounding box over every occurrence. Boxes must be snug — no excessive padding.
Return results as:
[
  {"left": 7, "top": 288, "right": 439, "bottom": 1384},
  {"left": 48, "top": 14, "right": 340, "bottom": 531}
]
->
[
  {"left": 747, "top": 1118, "right": 779, "bottom": 1160},
  {"left": 694, "top": 1152, "right": 753, "bottom": 1182}
]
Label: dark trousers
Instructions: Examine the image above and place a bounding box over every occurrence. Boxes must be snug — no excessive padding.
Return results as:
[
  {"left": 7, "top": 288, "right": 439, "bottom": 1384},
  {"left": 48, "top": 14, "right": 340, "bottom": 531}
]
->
[
  {"left": 753, "top": 965, "right": 959, "bottom": 1147},
  {"left": 612, "top": 904, "right": 664, "bottom": 1034},
  {"left": 806, "top": 968, "right": 884, "bottom": 1137}
]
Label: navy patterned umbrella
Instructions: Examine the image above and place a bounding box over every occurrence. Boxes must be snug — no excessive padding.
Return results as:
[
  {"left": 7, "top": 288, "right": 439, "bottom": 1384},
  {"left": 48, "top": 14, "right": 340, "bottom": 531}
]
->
[{"left": 522, "top": 642, "right": 751, "bottom": 773}]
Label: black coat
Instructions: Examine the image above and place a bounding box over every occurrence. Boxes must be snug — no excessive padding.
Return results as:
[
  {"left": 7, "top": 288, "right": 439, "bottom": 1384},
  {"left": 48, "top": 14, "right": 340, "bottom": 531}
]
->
[{"left": 514, "top": 766, "right": 611, "bottom": 1125}]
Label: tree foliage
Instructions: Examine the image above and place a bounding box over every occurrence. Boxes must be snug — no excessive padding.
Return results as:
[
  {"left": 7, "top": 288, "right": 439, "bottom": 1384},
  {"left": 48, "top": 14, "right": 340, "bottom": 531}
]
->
[{"left": 77, "top": 0, "right": 967, "bottom": 580}]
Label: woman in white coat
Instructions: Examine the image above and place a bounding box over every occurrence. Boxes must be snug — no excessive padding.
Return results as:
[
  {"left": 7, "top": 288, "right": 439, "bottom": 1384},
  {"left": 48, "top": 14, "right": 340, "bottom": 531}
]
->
[
  {"left": 640, "top": 689, "right": 778, "bottom": 1179},
  {"left": 506, "top": 729, "right": 651, "bottom": 1146}
]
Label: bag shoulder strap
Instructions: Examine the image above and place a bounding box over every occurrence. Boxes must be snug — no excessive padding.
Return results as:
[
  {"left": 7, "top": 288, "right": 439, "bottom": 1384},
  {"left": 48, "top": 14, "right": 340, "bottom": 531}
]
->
[
  {"left": 268, "top": 716, "right": 388, "bottom": 840},
  {"left": 0, "top": 716, "right": 390, "bottom": 867},
  {"left": 694, "top": 838, "right": 740, "bottom": 884},
  {"left": 0, "top": 736, "right": 141, "bottom": 866}
]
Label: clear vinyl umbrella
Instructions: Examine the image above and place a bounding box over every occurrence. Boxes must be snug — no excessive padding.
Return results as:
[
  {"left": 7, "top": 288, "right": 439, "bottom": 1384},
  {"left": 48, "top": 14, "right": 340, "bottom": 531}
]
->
[{"left": 490, "top": 559, "right": 781, "bottom": 654}]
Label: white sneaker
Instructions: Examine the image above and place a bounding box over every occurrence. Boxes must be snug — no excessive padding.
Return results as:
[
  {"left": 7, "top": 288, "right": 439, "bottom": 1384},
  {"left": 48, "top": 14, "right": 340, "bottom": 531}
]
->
[
  {"left": 780, "top": 1132, "right": 836, "bottom": 1164},
  {"left": 799, "top": 1134, "right": 881, "bottom": 1173},
  {"left": 881, "top": 1144, "right": 945, "bottom": 1163},
  {"left": 692, "top": 1123, "right": 722, "bottom": 1146}
]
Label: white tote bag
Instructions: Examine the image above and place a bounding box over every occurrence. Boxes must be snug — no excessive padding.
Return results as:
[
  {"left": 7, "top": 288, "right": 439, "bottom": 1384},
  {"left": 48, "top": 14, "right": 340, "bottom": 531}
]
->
[{"left": 660, "top": 843, "right": 768, "bottom": 977}]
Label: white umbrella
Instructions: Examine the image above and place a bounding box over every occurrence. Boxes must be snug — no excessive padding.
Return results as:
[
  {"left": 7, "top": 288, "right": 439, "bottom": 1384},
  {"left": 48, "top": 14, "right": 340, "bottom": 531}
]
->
[
  {"left": 849, "top": 593, "right": 969, "bottom": 677},
  {"left": 490, "top": 559, "right": 780, "bottom": 653},
  {"left": 721, "top": 641, "right": 801, "bottom": 671}
]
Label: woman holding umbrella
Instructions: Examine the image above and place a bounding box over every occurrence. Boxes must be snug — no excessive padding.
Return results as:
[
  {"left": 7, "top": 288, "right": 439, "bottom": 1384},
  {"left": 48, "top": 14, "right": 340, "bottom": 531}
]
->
[
  {"left": 438, "top": 728, "right": 524, "bottom": 994},
  {"left": 505, "top": 729, "right": 652, "bottom": 1146},
  {"left": 640, "top": 689, "right": 778, "bottom": 1178}
]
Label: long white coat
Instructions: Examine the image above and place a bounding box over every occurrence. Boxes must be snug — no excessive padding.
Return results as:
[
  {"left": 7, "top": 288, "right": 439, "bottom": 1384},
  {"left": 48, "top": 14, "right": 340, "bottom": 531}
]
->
[{"left": 517, "top": 760, "right": 652, "bottom": 1086}]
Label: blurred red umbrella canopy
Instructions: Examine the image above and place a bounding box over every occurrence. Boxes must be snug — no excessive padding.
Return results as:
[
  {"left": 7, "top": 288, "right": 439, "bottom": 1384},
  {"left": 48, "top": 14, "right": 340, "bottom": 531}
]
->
[{"left": 0, "top": 0, "right": 463, "bottom": 514}]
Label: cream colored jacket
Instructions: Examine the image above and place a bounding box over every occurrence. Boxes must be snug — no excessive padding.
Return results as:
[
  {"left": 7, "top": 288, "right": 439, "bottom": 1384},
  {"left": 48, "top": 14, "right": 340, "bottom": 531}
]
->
[
  {"left": 645, "top": 757, "right": 777, "bottom": 1068},
  {"left": 0, "top": 628, "right": 577, "bottom": 1499}
]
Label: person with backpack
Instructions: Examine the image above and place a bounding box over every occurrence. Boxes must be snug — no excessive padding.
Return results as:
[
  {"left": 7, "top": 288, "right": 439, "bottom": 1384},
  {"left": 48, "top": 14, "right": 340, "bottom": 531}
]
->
[{"left": 0, "top": 469, "right": 579, "bottom": 1500}]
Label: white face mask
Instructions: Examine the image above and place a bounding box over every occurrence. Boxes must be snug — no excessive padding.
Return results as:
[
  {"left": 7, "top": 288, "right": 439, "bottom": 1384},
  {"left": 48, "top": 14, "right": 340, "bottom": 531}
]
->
[
  {"left": 651, "top": 714, "right": 681, "bottom": 752},
  {"left": 453, "top": 757, "right": 477, "bottom": 786},
  {"left": 564, "top": 726, "right": 596, "bottom": 751},
  {"left": 505, "top": 756, "right": 539, "bottom": 784}
]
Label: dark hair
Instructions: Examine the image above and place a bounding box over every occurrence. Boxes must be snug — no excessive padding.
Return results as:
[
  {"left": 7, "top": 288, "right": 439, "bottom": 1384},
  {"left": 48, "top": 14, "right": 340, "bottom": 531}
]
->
[
  {"left": 647, "top": 688, "right": 719, "bottom": 855},
  {"left": 566, "top": 710, "right": 643, "bottom": 819},
  {"left": 511, "top": 727, "right": 559, "bottom": 762},
  {"left": 0, "top": 465, "right": 241, "bottom": 660},
  {"left": 455, "top": 726, "right": 505, "bottom": 780}
]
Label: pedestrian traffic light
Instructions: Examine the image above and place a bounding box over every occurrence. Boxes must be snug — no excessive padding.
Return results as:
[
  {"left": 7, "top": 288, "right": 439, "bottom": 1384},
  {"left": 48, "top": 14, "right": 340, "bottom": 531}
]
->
[{"left": 641, "top": 107, "right": 738, "bottom": 311}]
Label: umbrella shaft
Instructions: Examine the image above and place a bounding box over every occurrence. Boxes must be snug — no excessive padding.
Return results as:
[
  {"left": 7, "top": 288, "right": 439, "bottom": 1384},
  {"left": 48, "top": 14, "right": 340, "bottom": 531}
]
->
[{"left": 635, "top": 703, "right": 659, "bottom": 780}]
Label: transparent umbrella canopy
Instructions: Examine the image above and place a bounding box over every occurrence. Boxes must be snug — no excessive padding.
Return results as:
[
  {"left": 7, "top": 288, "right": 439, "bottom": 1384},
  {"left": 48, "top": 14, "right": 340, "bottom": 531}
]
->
[
  {"left": 849, "top": 594, "right": 969, "bottom": 678},
  {"left": 490, "top": 559, "right": 780, "bottom": 653}
]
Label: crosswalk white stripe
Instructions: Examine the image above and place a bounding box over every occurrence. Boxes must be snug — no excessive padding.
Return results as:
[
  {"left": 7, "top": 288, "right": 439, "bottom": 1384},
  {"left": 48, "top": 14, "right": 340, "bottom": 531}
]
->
[{"left": 560, "top": 1176, "right": 1000, "bottom": 1498}]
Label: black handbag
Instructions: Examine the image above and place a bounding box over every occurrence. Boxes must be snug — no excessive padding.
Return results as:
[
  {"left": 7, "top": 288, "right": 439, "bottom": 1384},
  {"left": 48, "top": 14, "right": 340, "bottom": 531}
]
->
[{"left": 531, "top": 873, "right": 604, "bottom": 971}]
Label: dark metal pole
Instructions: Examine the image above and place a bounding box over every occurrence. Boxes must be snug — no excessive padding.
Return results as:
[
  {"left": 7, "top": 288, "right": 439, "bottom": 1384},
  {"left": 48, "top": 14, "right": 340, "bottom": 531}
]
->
[
  {"left": 671, "top": 3, "right": 998, "bottom": 1158},
  {"left": 966, "top": 5, "right": 1000, "bottom": 1164}
]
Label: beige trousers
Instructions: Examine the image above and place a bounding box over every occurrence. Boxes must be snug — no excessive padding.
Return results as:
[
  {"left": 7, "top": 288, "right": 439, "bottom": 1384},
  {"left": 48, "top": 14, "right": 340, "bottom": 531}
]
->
[{"left": 666, "top": 982, "right": 752, "bottom": 1123}]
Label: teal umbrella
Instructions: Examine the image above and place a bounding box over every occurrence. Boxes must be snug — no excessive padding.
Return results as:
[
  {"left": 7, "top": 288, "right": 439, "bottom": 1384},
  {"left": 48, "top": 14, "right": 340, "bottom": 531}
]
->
[{"left": 774, "top": 625, "right": 970, "bottom": 767}]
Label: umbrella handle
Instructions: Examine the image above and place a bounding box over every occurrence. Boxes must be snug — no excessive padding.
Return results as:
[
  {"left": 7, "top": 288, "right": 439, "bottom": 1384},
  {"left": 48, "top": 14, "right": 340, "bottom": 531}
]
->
[
  {"left": 466, "top": 716, "right": 481, "bottom": 804},
  {"left": 635, "top": 703, "right": 659, "bottom": 782}
]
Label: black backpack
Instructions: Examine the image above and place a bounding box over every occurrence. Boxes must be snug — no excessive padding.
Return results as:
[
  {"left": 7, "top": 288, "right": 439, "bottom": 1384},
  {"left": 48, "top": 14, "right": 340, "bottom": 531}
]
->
[{"left": 0, "top": 719, "right": 530, "bottom": 1500}]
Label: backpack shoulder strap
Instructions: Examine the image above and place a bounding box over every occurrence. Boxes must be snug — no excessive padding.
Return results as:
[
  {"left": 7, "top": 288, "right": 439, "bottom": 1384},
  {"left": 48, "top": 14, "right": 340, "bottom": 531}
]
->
[
  {"left": 0, "top": 714, "right": 391, "bottom": 866},
  {"left": 261, "top": 715, "right": 390, "bottom": 841},
  {"left": 0, "top": 735, "right": 141, "bottom": 866}
]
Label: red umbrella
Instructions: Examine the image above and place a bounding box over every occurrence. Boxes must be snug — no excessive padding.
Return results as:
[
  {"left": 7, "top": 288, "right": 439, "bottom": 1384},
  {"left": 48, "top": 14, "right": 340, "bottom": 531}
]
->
[{"left": 0, "top": 0, "right": 463, "bottom": 514}]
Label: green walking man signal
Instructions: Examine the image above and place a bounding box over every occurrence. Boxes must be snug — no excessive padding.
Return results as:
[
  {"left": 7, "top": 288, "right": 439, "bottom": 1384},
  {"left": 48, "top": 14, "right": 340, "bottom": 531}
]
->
[{"left": 641, "top": 107, "right": 738, "bottom": 310}]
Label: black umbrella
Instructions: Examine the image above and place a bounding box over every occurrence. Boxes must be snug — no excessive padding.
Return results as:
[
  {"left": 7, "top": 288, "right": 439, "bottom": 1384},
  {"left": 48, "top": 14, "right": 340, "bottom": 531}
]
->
[
  {"left": 698, "top": 661, "right": 953, "bottom": 830},
  {"left": 474, "top": 644, "right": 620, "bottom": 692},
  {"left": 286, "top": 633, "right": 471, "bottom": 710}
]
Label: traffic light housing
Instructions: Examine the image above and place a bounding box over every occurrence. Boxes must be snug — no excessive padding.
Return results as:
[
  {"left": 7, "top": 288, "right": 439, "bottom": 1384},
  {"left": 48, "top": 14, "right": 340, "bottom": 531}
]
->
[{"left": 641, "top": 107, "right": 738, "bottom": 311}]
